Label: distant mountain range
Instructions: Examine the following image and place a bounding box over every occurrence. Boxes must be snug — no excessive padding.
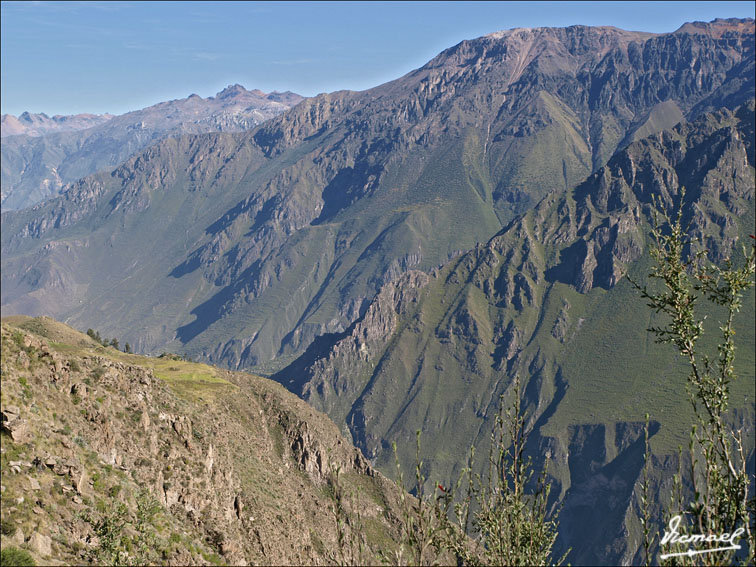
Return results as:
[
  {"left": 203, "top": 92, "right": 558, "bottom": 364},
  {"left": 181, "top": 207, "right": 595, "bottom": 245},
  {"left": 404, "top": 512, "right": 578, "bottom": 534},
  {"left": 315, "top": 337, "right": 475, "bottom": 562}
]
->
[
  {"left": 1, "top": 18, "right": 754, "bottom": 565},
  {"left": 1, "top": 112, "right": 115, "bottom": 138},
  {"left": 0, "top": 85, "right": 304, "bottom": 210}
]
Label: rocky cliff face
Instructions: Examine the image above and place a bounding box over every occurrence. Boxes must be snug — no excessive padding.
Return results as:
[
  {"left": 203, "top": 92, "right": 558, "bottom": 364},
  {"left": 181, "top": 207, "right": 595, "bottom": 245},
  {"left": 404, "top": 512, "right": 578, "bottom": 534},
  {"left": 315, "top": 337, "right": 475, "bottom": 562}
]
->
[
  {"left": 273, "top": 102, "right": 756, "bottom": 565},
  {"left": 2, "top": 20, "right": 753, "bottom": 374},
  {"left": 0, "top": 85, "right": 304, "bottom": 211},
  {"left": 0, "top": 316, "right": 406, "bottom": 565}
]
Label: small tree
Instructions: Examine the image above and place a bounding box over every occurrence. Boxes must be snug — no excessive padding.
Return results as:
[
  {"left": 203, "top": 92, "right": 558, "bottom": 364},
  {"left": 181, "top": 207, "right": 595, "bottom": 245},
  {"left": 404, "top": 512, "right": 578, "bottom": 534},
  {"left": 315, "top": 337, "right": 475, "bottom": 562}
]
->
[
  {"left": 388, "top": 375, "right": 566, "bottom": 566},
  {"left": 109, "top": 338, "right": 120, "bottom": 350},
  {"left": 124, "top": 342, "right": 132, "bottom": 354},
  {"left": 455, "top": 375, "right": 566, "bottom": 566},
  {"left": 631, "top": 191, "right": 755, "bottom": 565},
  {"left": 86, "top": 328, "right": 104, "bottom": 344},
  {"left": 389, "top": 432, "right": 448, "bottom": 566}
]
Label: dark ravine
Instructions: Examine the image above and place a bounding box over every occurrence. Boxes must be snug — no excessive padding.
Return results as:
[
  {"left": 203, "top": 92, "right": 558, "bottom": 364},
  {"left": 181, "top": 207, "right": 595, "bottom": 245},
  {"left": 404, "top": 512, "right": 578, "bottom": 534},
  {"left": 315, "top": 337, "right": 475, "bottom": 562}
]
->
[
  {"left": 2, "top": 19, "right": 754, "bottom": 376},
  {"left": 273, "top": 102, "right": 756, "bottom": 565}
]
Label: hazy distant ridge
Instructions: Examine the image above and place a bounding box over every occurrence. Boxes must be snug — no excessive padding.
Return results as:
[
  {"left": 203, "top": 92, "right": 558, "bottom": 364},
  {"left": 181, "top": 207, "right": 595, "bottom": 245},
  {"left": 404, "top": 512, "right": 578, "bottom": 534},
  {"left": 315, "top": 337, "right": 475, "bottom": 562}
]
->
[{"left": 0, "top": 85, "right": 304, "bottom": 210}]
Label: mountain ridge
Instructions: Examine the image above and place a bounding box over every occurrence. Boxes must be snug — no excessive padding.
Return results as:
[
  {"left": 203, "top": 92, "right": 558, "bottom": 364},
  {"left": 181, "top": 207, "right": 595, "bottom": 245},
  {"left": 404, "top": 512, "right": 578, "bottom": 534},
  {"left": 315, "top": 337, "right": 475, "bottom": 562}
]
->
[
  {"left": 2, "top": 19, "right": 753, "bottom": 369},
  {"left": 1, "top": 112, "right": 115, "bottom": 138}
]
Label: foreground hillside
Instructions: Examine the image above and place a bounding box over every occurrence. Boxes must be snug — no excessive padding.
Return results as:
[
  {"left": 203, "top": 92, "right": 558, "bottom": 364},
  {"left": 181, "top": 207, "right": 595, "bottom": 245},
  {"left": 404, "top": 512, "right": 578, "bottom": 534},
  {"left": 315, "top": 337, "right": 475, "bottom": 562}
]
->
[
  {"left": 0, "top": 316, "right": 405, "bottom": 565},
  {"left": 2, "top": 20, "right": 753, "bottom": 371},
  {"left": 275, "top": 101, "right": 756, "bottom": 564}
]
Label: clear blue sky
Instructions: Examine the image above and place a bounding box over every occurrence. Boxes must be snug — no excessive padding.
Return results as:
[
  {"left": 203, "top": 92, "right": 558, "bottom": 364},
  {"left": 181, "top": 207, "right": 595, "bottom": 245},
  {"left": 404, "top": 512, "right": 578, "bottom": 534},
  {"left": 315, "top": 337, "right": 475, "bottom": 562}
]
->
[{"left": 1, "top": 1, "right": 753, "bottom": 116}]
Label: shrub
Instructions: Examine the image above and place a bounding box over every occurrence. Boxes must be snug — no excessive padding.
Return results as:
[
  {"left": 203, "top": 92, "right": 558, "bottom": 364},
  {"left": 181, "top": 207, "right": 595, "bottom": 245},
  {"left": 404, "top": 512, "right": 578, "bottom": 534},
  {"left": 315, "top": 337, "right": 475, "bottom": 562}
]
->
[
  {"left": 11, "top": 330, "right": 25, "bottom": 348},
  {"left": 0, "top": 547, "right": 36, "bottom": 566},
  {"left": 0, "top": 518, "right": 16, "bottom": 536}
]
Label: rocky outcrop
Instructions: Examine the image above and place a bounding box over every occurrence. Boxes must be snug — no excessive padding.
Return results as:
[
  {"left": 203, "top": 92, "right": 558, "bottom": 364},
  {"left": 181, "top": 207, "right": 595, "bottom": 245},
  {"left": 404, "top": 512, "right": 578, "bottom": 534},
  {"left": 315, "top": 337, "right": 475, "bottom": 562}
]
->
[
  {"left": 274, "top": 270, "right": 430, "bottom": 430},
  {"left": 1, "top": 405, "right": 30, "bottom": 443}
]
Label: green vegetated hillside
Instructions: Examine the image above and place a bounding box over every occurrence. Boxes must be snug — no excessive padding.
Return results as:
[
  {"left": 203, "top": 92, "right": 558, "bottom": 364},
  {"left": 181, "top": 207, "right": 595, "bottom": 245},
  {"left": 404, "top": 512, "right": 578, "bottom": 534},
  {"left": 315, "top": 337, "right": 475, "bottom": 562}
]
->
[
  {"left": 274, "top": 102, "right": 756, "bottom": 565},
  {"left": 2, "top": 19, "right": 754, "bottom": 374},
  {"left": 0, "top": 316, "right": 410, "bottom": 565}
]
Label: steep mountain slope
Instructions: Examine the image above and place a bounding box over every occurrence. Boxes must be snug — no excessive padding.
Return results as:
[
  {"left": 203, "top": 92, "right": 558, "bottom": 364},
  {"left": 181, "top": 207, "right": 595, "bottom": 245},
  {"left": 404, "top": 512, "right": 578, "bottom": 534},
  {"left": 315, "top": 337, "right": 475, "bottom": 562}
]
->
[
  {"left": 0, "top": 86, "right": 303, "bottom": 210},
  {"left": 1, "top": 112, "right": 115, "bottom": 138},
  {"left": 0, "top": 316, "right": 407, "bottom": 565},
  {"left": 1, "top": 19, "right": 753, "bottom": 374},
  {"left": 273, "top": 102, "right": 756, "bottom": 564}
]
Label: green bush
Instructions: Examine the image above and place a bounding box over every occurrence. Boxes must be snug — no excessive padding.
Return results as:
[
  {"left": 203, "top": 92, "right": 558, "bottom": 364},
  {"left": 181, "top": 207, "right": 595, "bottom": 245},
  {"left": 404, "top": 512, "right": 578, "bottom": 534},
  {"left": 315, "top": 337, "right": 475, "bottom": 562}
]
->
[
  {"left": 0, "top": 518, "right": 16, "bottom": 536},
  {"left": 11, "top": 331, "right": 25, "bottom": 348},
  {"left": 0, "top": 547, "right": 36, "bottom": 566},
  {"left": 18, "top": 377, "right": 33, "bottom": 399}
]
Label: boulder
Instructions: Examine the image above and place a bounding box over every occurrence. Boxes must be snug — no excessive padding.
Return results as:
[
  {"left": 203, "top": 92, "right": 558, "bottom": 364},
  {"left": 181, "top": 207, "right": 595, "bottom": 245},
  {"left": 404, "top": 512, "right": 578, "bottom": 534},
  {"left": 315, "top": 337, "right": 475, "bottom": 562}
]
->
[
  {"left": 29, "top": 532, "right": 52, "bottom": 556},
  {"left": 1, "top": 412, "right": 31, "bottom": 443},
  {"left": 70, "top": 383, "right": 88, "bottom": 397}
]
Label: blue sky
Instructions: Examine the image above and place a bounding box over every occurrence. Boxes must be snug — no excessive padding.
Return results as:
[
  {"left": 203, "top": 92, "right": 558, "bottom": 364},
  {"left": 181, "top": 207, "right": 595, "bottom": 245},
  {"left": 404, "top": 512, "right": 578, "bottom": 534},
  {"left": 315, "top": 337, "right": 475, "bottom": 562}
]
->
[{"left": 1, "top": 1, "right": 753, "bottom": 116}]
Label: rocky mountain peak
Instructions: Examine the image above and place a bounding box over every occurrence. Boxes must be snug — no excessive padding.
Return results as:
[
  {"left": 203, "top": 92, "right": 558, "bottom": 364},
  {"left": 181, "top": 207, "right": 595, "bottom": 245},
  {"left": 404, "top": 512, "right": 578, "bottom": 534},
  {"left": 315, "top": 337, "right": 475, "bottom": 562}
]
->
[
  {"left": 1, "top": 84, "right": 305, "bottom": 209},
  {"left": 429, "top": 23, "right": 654, "bottom": 75},
  {"left": 1, "top": 112, "right": 115, "bottom": 138},
  {"left": 215, "top": 83, "right": 251, "bottom": 100}
]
